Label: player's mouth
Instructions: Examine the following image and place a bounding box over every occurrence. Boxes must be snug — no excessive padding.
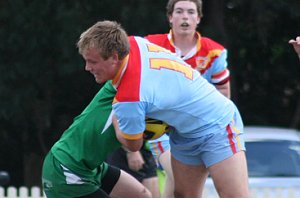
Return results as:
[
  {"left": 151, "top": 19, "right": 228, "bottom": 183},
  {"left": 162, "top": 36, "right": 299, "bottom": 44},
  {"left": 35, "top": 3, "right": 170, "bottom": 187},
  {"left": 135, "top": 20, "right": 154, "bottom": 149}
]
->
[
  {"left": 93, "top": 73, "right": 99, "bottom": 79},
  {"left": 180, "top": 22, "right": 189, "bottom": 28}
]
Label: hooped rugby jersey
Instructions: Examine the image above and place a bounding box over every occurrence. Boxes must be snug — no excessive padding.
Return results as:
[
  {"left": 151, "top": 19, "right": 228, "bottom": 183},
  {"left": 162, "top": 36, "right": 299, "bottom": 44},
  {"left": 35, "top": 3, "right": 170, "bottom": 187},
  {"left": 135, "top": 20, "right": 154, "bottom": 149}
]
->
[
  {"left": 145, "top": 31, "right": 230, "bottom": 85},
  {"left": 112, "top": 36, "right": 236, "bottom": 140}
]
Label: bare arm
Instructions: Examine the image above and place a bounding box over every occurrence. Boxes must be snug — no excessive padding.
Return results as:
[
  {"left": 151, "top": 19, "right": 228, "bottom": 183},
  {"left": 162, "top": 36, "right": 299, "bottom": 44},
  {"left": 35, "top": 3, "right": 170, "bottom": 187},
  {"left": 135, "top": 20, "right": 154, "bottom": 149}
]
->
[
  {"left": 215, "top": 81, "right": 231, "bottom": 99},
  {"left": 112, "top": 114, "right": 144, "bottom": 152}
]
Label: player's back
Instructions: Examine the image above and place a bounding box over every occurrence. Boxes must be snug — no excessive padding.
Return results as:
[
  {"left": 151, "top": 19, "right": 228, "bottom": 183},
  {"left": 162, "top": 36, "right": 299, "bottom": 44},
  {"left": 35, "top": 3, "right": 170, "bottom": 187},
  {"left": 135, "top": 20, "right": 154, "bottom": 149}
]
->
[
  {"left": 114, "top": 36, "right": 236, "bottom": 138},
  {"left": 52, "top": 82, "right": 120, "bottom": 173}
]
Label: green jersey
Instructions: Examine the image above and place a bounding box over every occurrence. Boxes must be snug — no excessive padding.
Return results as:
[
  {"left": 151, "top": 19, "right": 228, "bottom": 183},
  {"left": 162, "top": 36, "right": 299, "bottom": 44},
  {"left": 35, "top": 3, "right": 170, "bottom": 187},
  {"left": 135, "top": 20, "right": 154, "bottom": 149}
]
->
[{"left": 51, "top": 81, "right": 120, "bottom": 176}]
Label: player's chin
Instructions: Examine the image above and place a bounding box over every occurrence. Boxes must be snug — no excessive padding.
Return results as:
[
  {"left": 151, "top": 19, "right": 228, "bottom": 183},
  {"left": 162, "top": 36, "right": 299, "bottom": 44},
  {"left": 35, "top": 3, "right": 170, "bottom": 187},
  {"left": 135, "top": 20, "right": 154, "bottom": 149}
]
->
[{"left": 94, "top": 75, "right": 105, "bottom": 84}]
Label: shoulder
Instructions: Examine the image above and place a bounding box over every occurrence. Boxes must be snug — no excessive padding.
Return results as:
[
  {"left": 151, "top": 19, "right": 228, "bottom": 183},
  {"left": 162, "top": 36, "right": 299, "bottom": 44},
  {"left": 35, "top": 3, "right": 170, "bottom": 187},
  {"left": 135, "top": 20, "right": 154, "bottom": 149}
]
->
[{"left": 144, "top": 33, "right": 168, "bottom": 44}]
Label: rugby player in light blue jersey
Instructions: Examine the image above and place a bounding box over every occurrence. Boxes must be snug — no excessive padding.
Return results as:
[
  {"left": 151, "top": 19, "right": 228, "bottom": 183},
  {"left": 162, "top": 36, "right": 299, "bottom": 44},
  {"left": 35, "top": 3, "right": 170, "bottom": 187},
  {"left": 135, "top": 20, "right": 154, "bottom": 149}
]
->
[{"left": 78, "top": 20, "right": 250, "bottom": 198}]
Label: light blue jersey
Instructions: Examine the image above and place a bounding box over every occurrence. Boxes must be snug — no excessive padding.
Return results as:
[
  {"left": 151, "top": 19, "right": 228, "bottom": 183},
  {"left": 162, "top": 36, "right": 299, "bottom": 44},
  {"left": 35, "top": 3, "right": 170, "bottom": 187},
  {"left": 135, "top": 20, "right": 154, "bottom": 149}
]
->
[
  {"left": 112, "top": 36, "right": 244, "bottom": 165},
  {"left": 113, "top": 36, "right": 235, "bottom": 138}
]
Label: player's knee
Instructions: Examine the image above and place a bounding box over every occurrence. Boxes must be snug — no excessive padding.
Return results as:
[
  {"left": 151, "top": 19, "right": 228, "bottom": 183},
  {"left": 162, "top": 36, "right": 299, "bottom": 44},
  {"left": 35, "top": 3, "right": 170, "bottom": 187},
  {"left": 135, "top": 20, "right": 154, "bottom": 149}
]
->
[{"left": 174, "top": 190, "right": 185, "bottom": 198}]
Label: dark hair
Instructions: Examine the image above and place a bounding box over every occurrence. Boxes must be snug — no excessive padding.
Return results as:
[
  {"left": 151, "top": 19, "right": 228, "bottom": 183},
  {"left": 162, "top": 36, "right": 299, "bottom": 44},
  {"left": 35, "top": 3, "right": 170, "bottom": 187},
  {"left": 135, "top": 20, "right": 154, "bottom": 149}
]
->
[{"left": 166, "top": 0, "right": 203, "bottom": 18}]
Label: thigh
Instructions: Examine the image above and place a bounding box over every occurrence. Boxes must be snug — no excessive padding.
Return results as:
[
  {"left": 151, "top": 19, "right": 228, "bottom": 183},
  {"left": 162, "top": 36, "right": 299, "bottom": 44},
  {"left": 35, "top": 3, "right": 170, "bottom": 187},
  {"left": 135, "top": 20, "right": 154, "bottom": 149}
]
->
[
  {"left": 158, "top": 149, "right": 175, "bottom": 198},
  {"left": 110, "top": 170, "right": 152, "bottom": 198},
  {"left": 171, "top": 155, "right": 208, "bottom": 198},
  {"left": 101, "top": 165, "right": 121, "bottom": 195},
  {"left": 142, "top": 177, "right": 160, "bottom": 198},
  {"left": 209, "top": 151, "right": 250, "bottom": 198},
  {"left": 78, "top": 188, "right": 109, "bottom": 198},
  {"left": 158, "top": 149, "right": 173, "bottom": 181},
  {"left": 42, "top": 152, "right": 102, "bottom": 198}
]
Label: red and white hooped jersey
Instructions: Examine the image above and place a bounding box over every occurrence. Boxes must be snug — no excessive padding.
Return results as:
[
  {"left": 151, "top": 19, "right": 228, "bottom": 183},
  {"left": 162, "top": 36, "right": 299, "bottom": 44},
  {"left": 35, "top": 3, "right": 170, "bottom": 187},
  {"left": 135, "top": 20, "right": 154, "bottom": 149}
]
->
[{"left": 145, "top": 31, "right": 230, "bottom": 85}]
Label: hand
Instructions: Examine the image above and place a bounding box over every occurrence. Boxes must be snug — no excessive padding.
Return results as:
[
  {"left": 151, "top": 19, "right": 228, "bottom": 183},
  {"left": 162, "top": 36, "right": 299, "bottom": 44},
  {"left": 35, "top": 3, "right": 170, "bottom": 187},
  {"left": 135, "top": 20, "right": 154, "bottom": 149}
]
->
[
  {"left": 126, "top": 151, "right": 145, "bottom": 172},
  {"left": 289, "top": 36, "right": 300, "bottom": 57}
]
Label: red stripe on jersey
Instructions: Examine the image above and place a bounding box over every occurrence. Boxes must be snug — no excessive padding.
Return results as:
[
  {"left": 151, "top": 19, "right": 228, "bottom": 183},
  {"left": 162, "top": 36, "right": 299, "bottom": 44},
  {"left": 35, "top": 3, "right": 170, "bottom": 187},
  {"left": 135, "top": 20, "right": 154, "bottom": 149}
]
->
[
  {"left": 226, "top": 124, "right": 237, "bottom": 154},
  {"left": 115, "top": 36, "right": 142, "bottom": 102},
  {"left": 212, "top": 69, "right": 227, "bottom": 79},
  {"left": 215, "top": 77, "right": 230, "bottom": 85}
]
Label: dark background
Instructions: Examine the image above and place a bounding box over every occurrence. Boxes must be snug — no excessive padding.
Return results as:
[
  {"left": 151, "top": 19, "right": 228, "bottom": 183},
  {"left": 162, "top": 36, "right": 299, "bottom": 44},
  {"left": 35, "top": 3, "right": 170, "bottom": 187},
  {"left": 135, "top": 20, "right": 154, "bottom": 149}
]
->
[{"left": 0, "top": 0, "right": 299, "bottom": 187}]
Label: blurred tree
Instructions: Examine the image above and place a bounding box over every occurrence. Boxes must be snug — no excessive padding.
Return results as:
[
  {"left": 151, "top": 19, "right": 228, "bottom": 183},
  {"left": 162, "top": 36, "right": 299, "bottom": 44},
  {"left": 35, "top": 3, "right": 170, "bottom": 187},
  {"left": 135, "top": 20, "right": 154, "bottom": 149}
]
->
[
  {"left": 0, "top": 0, "right": 106, "bottom": 187},
  {"left": 221, "top": 0, "right": 300, "bottom": 127},
  {"left": 0, "top": 0, "right": 168, "bottom": 187}
]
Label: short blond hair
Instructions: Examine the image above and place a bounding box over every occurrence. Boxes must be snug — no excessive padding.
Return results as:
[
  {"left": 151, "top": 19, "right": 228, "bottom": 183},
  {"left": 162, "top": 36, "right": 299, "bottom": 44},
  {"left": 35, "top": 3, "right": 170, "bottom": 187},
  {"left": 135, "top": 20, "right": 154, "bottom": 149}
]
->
[
  {"left": 77, "top": 20, "right": 130, "bottom": 60},
  {"left": 166, "top": 0, "right": 203, "bottom": 18}
]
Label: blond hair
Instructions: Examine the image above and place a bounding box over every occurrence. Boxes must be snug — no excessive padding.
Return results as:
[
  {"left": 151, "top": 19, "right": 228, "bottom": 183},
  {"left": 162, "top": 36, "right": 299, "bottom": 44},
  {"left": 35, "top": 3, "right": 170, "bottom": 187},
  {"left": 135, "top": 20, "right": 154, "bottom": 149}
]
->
[{"left": 77, "top": 20, "right": 129, "bottom": 60}]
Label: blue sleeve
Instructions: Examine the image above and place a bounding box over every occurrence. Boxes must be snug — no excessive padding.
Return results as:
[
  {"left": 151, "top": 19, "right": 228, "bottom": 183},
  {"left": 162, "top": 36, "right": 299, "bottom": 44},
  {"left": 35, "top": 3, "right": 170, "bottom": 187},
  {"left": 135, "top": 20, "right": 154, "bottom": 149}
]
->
[{"left": 113, "top": 102, "right": 146, "bottom": 135}]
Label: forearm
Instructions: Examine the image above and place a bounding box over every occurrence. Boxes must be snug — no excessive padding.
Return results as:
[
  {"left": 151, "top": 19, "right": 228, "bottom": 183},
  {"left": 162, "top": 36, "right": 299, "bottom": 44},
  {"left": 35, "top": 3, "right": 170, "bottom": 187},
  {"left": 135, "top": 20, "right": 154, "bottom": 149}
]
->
[{"left": 215, "top": 81, "right": 231, "bottom": 99}]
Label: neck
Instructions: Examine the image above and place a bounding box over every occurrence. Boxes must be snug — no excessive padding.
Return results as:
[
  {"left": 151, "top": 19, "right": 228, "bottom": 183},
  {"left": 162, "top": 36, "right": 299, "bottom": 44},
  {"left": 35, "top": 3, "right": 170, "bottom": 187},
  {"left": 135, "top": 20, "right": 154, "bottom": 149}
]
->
[
  {"left": 173, "top": 32, "right": 197, "bottom": 54},
  {"left": 112, "top": 55, "right": 129, "bottom": 86}
]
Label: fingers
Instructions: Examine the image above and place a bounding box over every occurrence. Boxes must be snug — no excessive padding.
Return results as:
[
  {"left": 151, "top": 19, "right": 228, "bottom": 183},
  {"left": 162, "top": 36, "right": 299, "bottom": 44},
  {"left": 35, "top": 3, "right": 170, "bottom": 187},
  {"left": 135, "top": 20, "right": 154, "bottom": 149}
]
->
[
  {"left": 289, "top": 36, "right": 300, "bottom": 44},
  {"left": 289, "top": 39, "right": 296, "bottom": 44},
  {"left": 127, "top": 151, "right": 145, "bottom": 171}
]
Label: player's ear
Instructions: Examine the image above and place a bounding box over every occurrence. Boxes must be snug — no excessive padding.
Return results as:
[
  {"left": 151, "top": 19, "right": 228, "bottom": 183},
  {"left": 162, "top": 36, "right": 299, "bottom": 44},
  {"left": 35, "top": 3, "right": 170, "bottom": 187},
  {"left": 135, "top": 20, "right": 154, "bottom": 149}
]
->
[
  {"left": 197, "top": 16, "right": 201, "bottom": 24},
  {"left": 110, "top": 52, "right": 120, "bottom": 68},
  {"left": 111, "top": 51, "right": 119, "bottom": 62},
  {"left": 168, "top": 15, "right": 173, "bottom": 27}
]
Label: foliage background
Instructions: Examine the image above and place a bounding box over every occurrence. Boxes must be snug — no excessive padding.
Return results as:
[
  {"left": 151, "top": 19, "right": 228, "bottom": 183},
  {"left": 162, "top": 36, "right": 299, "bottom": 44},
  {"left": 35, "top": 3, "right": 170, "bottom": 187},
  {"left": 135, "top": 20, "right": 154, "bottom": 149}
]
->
[{"left": 0, "top": 0, "right": 299, "bottom": 187}]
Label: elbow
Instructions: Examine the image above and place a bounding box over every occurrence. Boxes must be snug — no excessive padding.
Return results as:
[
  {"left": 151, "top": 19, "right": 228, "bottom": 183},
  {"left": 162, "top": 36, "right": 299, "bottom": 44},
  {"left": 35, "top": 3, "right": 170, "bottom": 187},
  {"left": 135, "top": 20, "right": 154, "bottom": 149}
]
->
[
  {"left": 118, "top": 138, "right": 143, "bottom": 152},
  {"left": 123, "top": 138, "right": 143, "bottom": 152}
]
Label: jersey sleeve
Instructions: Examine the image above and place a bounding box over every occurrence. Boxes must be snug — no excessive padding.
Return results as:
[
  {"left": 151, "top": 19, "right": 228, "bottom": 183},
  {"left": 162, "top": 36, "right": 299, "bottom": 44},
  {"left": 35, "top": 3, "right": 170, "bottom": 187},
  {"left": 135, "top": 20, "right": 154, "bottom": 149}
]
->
[
  {"left": 112, "top": 101, "right": 146, "bottom": 140},
  {"left": 210, "top": 49, "right": 230, "bottom": 85}
]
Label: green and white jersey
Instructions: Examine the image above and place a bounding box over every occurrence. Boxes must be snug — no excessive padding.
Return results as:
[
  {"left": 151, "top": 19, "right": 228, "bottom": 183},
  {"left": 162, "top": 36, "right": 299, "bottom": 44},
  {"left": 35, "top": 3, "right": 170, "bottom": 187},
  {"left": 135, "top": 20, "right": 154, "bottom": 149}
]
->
[{"left": 51, "top": 81, "right": 120, "bottom": 177}]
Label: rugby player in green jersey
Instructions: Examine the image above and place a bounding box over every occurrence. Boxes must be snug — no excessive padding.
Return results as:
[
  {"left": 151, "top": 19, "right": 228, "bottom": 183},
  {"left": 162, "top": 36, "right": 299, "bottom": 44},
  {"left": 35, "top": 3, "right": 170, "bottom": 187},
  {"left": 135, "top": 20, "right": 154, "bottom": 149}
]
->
[
  {"left": 41, "top": 21, "right": 152, "bottom": 198},
  {"left": 42, "top": 81, "right": 151, "bottom": 198}
]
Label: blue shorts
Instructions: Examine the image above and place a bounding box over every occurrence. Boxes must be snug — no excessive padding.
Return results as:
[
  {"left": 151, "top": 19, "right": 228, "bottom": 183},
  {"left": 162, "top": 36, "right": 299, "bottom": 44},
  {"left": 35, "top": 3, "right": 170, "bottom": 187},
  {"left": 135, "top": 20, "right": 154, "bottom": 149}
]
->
[
  {"left": 148, "top": 134, "right": 170, "bottom": 168},
  {"left": 169, "top": 110, "right": 245, "bottom": 167}
]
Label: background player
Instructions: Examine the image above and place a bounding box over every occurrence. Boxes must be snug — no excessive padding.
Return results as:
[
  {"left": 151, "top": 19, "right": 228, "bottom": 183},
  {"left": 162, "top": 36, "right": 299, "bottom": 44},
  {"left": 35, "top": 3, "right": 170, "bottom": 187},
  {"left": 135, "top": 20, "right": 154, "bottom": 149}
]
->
[{"left": 144, "top": 0, "right": 231, "bottom": 197}]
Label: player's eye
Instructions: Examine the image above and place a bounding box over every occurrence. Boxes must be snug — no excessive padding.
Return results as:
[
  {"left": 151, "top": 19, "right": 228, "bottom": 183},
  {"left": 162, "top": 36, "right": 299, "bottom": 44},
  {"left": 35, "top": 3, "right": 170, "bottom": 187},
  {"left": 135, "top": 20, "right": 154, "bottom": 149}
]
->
[
  {"left": 188, "top": 9, "right": 196, "bottom": 15},
  {"left": 174, "top": 9, "right": 183, "bottom": 14}
]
